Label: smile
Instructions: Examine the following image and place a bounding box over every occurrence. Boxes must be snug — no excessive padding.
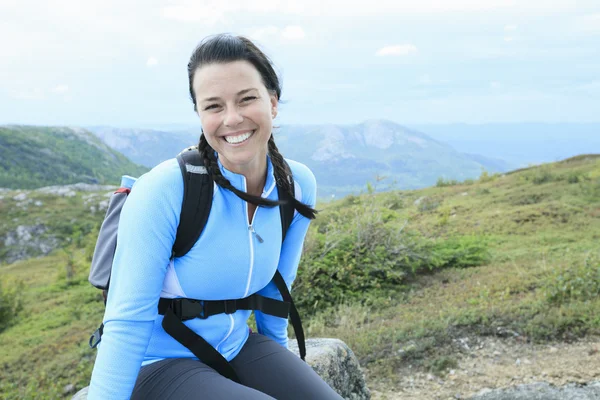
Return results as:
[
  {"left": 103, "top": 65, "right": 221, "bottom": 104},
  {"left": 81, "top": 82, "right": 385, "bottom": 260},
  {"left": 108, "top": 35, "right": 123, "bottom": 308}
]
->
[{"left": 223, "top": 130, "right": 255, "bottom": 145}]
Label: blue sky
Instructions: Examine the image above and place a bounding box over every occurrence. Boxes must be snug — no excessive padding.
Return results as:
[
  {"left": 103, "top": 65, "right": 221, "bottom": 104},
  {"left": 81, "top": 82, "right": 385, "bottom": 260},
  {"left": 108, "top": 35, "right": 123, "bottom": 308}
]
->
[{"left": 1, "top": 0, "right": 599, "bottom": 127}]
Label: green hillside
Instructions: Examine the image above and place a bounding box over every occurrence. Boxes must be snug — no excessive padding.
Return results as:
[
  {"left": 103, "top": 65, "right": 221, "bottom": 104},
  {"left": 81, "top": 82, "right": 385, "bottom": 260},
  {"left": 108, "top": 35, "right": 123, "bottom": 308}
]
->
[
  {"left": 0, "top": 125, "right": 149, "bottom": 189},
  {"left": 0, "top": 155, "right": 599, "bottom": 398}
]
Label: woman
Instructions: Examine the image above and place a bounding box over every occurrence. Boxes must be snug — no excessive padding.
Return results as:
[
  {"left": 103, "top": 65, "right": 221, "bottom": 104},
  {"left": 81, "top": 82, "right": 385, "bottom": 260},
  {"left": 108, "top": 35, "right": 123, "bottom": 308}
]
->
[{"left": 87, "top": 34, "right": 343, "bottom": 399}]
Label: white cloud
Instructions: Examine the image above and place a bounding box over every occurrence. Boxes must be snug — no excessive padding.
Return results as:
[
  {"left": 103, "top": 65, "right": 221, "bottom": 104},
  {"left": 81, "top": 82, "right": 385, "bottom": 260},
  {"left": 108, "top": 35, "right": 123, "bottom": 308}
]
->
[
  {"left": 158, "top": 0, "right": 538, "bottom": 19},
  {"left": 504, "top": 36, "right": 516, "bottom": 42},
  {"left": 249, "top": 26, "right": 280, "bottom": 41},
  {"left": 13, "top": 88, "right": 45, "bottom": 100},
  {"left": 161, "top": 3, "right": 227, "bottom": 23},
  {"left": 419, "top": 74, "right": 432, "bottom": 85},
  {"left": 376, "top": 44, "right": 418, "bottom": 57},
  {"left": 577, "top": 13, "right": 600, "bottom": 34},
  {"left": 147, "top": 57, "right": 158, "bottom": 67},
  {"left": 504, "top": 24, "right": 518, "bottom": 31},
  {"left": 248, "top": 25, "right": 305, "bottom": 42},
  {"left": 158, "top": 0, "right": 600, "bottom": 20},
  {"left": 281, "top": 26, "right": 305, "bottom": 40},
  {"left": 52, "top": 85, "right": 69, "bottom": 94}
]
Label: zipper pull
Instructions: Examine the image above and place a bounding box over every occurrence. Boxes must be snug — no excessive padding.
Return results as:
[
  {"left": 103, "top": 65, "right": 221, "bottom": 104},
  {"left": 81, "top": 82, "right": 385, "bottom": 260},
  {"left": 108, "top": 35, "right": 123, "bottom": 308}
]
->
[{"left": 249, "top": 225, "right": 264, "bottom": 243}]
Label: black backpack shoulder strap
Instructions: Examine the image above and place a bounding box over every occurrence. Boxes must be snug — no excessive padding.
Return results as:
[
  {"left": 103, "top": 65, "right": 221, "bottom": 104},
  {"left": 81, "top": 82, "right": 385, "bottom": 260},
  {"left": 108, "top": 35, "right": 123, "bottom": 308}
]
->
[
  {"left": 277, "top": 159, "right": 295, "bottom": 244},
  {"left": 172, "top": 147, "right": 214, "bottom": 258},
  {"left": 274, "top": 160, "right": 306, "bottom": 360}
]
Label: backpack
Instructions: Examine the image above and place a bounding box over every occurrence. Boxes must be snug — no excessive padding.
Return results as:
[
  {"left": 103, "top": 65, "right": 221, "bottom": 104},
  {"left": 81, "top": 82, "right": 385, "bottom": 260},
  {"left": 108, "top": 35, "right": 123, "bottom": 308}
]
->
[{"left": 87, "top": 146, "right": 306, "bottom": 383}]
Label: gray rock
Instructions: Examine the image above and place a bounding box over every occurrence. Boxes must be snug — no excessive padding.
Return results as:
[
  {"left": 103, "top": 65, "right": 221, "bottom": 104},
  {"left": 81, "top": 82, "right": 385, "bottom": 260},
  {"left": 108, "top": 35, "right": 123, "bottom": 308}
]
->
[
  {"left": 63, "top": 383, "right": 76, "bottom": 395},
  {"left": 469, "top": 381, "right": 600, "bottom": 400},
  {"left": 289, "top": 338, "right": 371, "bottom": 400},
  {"left": 2, "top": 224, "right": 60, "bottom": 264},
  {"left": 71, "top": 338, "right": 370, "bottom": 400},
  {"left": 13, "top": 192, "right": 28, "bottom": 201},
  {"left": 414, "top": 196, "right": 426, "bottom": 206},
  {"left": 36, "top": 183, "right": 116, "bottom": 196}
]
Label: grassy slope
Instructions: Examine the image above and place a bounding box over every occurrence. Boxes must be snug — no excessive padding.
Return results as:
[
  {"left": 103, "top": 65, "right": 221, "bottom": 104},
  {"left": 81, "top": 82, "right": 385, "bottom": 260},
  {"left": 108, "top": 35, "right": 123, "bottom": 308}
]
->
[
  {"left": 0, "top": 125, "right": 148, "bottom": 189},
  {"left": 0, "top": 155, "right": 599, "bottom": 398},
  {"left": 307, "top": 155, "right": 600, "bottom": 387}
]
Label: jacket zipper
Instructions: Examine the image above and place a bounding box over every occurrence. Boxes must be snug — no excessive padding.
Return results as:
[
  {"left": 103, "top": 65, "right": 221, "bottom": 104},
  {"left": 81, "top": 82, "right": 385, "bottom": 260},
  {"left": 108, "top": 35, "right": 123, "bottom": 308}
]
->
[{"left": 219, "top": 177, "right": 265, "bottom": 351}]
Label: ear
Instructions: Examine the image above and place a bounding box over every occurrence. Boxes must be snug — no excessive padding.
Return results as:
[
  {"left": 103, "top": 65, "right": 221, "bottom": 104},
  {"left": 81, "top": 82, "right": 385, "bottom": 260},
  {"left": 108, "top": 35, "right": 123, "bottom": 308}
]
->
[{"left": 269, "top": 93, "right": 278, "bottom": 119}]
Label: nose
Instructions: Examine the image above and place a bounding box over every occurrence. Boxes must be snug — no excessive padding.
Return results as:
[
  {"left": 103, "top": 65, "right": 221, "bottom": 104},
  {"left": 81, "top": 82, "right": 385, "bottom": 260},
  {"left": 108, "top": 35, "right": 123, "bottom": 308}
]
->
[{"left": 223, "top": 106, "right": 244, "bottom": 127}]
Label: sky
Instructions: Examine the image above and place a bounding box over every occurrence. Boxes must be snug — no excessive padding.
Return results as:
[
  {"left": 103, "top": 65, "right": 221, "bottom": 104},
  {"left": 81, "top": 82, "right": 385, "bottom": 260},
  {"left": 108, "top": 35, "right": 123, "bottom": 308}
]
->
[{"left": 0, "top": 0, "right": 599, "bottom": 127}]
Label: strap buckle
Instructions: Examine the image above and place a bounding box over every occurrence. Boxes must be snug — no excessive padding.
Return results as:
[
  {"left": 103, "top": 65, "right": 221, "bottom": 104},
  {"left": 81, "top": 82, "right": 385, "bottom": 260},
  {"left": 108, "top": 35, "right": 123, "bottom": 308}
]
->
[
  {"left": 196, "top": 300, "right": 208, "bottom": 319},
  {"left": 223, "top": 299, "right": 237, "bottom": 314},
  {"left": 171, "top": 299, "right": 208, "bottom": 320},
  {"left": 89, "top": 324, "right": 103, "bottom": 349},
  {"left": 171, "top": 298, "right": 183, "bottom": 317}
]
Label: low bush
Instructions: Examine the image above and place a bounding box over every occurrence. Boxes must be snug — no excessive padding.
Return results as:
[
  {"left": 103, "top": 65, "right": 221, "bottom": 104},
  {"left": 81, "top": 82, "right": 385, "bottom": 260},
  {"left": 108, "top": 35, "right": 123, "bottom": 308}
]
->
[
  {"left": 0, "top": 277, "right": 25, "bottom": 333},
  {"left": 543, "top": 252, "right": 600, "bottom": 305},
  {"left": 294, "top": 194, "right": 489, "bottom": 316}
]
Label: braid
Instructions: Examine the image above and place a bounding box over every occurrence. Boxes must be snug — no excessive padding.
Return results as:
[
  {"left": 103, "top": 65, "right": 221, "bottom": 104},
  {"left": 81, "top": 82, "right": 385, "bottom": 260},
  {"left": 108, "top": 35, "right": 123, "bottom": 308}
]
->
[
  {"left": 268, "top": 136, "right": 317, "bottom": 220},
  {"left": 197, "top": 134, "right": 283, "bottom": 208}
]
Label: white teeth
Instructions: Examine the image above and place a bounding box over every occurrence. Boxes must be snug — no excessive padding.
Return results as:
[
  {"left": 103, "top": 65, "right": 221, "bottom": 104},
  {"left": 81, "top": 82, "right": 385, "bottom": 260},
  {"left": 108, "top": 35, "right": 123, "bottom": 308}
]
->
[{"left": 225, "top": 131, "right": 253, "bottom": 144}]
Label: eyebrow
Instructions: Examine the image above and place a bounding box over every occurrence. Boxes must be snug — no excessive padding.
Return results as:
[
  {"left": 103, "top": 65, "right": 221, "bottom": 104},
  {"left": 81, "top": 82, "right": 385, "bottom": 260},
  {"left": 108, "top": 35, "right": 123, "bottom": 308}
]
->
[{"left": 201, "top": 88, "right": 258, "bottom": 102}]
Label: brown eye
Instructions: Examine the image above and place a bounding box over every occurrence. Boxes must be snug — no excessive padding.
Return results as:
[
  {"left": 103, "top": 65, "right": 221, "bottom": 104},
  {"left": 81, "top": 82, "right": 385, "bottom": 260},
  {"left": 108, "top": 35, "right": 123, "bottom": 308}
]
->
[
  {"left": 241, "top": 96, "right": 257, "bottom": 102},
  {"left": 204, "top": 104, "right": 219, "bottom": 111}
]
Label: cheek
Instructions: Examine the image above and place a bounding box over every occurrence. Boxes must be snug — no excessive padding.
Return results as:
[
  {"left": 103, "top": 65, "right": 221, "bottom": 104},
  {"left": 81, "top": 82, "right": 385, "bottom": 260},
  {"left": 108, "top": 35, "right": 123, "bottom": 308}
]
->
[
  {"left": 199, "top": 113, "right": 220, "bottom": 132},
  {"left": 250, "top": 102, "right": 273, "bottom": 123}
]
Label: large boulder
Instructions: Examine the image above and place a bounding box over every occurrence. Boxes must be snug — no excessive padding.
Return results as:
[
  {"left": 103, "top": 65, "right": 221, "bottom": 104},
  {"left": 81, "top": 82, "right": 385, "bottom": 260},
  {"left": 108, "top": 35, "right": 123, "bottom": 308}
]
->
[
  {"left": 72, "top": 338, "right": 370, "bottom": 400},
  {"left": 469, "top": 381, "right": 600, "bottom": 400},
  {"left": 289, "top": 338, "right": 371, "bottom": 400}
]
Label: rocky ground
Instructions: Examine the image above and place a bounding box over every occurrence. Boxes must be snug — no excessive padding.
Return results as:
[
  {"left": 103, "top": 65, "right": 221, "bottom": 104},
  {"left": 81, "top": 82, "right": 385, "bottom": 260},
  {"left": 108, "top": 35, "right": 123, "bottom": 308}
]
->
[{"left": 370, "top": 335, "right": 600, "bottom": 400}]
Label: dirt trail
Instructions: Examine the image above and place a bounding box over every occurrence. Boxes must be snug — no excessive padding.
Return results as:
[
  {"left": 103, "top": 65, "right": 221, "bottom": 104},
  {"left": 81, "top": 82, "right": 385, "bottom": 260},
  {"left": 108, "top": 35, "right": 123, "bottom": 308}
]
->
[{"left": 370, "top": 336, "right": 600, "bottom": 400}]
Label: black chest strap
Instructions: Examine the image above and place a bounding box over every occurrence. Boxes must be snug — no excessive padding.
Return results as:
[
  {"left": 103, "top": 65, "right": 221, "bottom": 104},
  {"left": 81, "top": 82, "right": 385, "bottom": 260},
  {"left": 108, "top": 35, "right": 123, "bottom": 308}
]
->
[
  {"left": 160, "top": 270, "right": 305, "bottom": 384},
  {"left": 158, "top": 293, "right": 290, "bottom": 321}
]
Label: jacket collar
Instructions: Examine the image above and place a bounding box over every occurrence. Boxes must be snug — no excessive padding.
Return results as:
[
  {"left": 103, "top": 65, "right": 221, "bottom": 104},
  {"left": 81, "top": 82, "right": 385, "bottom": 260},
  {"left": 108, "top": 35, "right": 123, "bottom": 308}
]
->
[{"left": 216, "top": 153, "right": 277, "bottom": 199}]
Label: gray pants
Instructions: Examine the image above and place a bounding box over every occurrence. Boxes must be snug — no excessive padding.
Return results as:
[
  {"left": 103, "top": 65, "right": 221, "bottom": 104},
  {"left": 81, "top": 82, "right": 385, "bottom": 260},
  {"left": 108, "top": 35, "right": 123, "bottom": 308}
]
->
[{"left": 131, "top": 333, "right": 344, "bottom": 400}]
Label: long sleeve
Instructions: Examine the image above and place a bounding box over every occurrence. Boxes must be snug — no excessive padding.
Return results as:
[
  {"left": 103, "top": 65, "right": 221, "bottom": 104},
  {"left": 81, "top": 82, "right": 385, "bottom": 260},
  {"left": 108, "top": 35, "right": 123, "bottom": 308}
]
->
[
  {"left": 87, "top": 160, "right": 183, "bottom": 400},
  {"left": 254, "top": 161, "right": 317, "bottom": 348}
]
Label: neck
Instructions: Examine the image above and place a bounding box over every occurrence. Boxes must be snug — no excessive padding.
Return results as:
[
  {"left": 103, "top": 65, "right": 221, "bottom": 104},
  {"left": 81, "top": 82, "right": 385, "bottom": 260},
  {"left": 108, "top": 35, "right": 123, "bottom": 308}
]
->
[
  {"left": 244, "top": 165, "right": 267, "bottom": 197},
  {"left": 219, "top": 154, "right": 268, "bottom": 197}
]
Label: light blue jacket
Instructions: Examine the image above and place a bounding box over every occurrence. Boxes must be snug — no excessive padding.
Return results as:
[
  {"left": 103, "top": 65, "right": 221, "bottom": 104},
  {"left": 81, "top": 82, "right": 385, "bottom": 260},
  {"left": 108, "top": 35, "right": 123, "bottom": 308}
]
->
[{"left": 87, "top": 155, "right": 317, "bottom": 399}]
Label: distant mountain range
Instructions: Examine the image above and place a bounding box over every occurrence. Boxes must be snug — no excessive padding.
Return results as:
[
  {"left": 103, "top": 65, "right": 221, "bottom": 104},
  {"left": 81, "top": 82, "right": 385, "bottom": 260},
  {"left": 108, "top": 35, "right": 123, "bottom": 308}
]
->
[
  {"left": 3, "top": 121, "right": 597, "bottom": 198},
  {"left": 0, "top": 126, "right": 148, "bottom": 190},
  {"left": 410, "top": 123, "right": 600, "bottom": 167},
  {"left": 86, "top": 120, "right": 511, "bottom": 198}
]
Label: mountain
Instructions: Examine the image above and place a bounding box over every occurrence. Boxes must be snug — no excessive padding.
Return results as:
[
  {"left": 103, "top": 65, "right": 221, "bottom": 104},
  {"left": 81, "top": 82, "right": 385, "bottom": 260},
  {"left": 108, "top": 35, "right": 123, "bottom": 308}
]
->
[
  {"left": 87, "top": 120, "right": 504, "bottom": 198},
  {"left": 463, "top": 153, "right": 515, "bottom": 172},
  {"left": 0, "top": 125, "right": 149, "bottom": 189},
  {"left": 87, "top": 126, "right": 201, "bottom": 169},
  {"left": 273, "top": 120, "right": 500, "bottom": 197},
  {"left": 409, "top": 123, "right": 600, "bottom": 167}
]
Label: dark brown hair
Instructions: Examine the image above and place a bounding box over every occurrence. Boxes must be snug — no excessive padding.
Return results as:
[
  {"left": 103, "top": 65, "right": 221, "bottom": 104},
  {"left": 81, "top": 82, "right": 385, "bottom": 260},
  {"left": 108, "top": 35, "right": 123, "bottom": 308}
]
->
[{"left": 188, "top": 34, "right": 316, "bottom": 220}]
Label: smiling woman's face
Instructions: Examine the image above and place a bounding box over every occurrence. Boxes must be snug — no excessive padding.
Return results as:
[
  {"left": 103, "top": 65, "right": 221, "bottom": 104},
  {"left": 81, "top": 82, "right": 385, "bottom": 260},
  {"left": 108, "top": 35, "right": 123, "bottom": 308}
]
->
[{"left": 193, "top": 60, "right": 278, "bottom": 176}]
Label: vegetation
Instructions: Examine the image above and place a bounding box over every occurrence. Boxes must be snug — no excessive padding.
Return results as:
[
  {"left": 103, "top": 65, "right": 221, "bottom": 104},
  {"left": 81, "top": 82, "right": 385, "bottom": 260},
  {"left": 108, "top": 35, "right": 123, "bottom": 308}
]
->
[
  {"left": 0, "top": 155, "right": 599, "bottom": 398},
  {"left": 0, "top": 126, "right": 148, "bottom": 189}
]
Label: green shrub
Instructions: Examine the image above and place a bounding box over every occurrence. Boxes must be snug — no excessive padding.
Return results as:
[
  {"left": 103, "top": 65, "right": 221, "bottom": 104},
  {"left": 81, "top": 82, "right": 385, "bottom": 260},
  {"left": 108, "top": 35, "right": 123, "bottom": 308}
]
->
[
  {"left": 544, "top": 252, "right": 600, "bottom": 305},
  {"left": 0, "top": 277, "right": 25, "bottom": 333},
  {"left": 427, "top": 235, "right": 490, "bottom": 270},
  {"left": 479, "top": 169, "right": 498, "bottom": 183},
  {"left": 294, "top": 195, "right": 428, "bottom": 315},
  {"left": 436, "top": 177, "right": 458, "bottom": 187},
  {"left": 418, "top": 197, "right": 441, "bottom": 213},
  {"left": 294, "top": 194, "right": 490, "bottom": 316},
  {"left": 567, "top": 172, "right": 583, "bottom": 184},
  {"left": 427, "top": 355, "right": 458, "bottom": 376},
  {"left": 526, "top": 166, "right": 555, "bottom": 185}
]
